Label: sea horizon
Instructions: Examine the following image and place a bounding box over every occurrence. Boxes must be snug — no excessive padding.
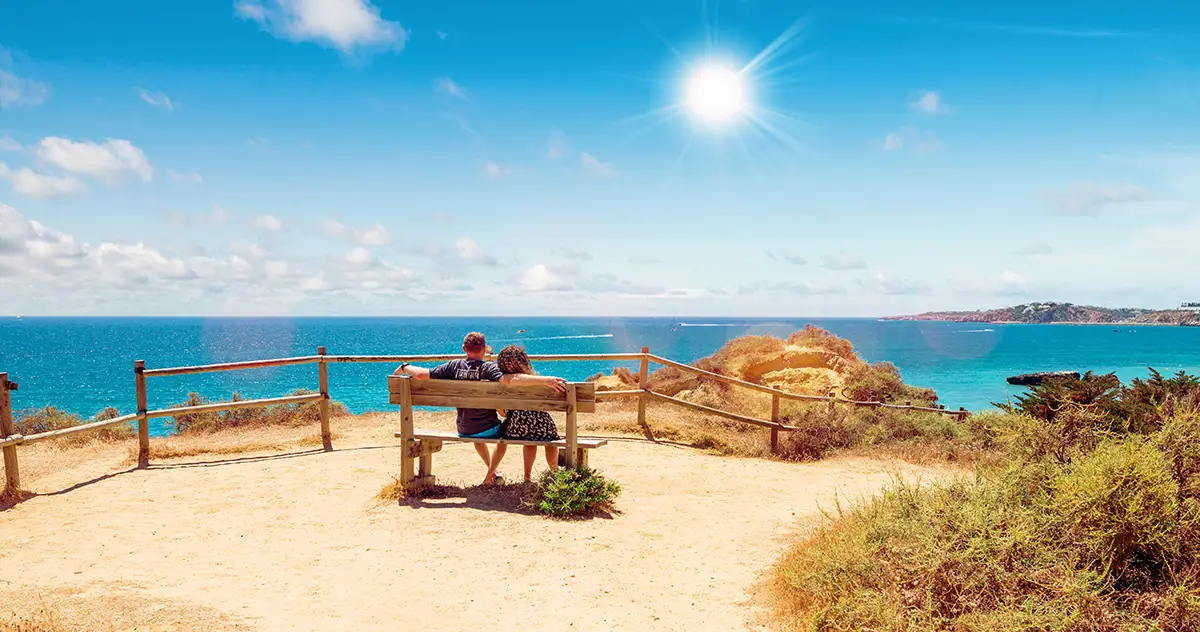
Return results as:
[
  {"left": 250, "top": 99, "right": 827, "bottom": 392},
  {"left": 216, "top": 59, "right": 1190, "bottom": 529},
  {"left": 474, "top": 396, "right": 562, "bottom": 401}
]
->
[{"left": 4, "top": 316, "right": 1199, "bottom": 436}]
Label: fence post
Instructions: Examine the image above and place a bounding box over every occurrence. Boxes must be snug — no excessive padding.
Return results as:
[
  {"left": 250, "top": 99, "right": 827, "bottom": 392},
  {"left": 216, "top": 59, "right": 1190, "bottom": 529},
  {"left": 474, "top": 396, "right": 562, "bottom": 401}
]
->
[
  {"left": 317, "top": 346, "right": 331, "bottom": 451},
  {"left": 637, "top": 346, "right": 649, "bottom": 427},
  {"left": 565, "top": 384, "right": 579, "bottom": 469},
  {"left": 135, "top": 361, "right": 149, "bottom": 468},
  {"left": 1, "top": 373, "right": 19, "bottom": 494},
  {"left": 957, "top": 407, "right": 968, "bottom": 422},
  {"left": 770, "top": 392, "right": 780, "bottom": 454},
  {"left": 827, "top": 391, "right": 837, "bottom": 425}
]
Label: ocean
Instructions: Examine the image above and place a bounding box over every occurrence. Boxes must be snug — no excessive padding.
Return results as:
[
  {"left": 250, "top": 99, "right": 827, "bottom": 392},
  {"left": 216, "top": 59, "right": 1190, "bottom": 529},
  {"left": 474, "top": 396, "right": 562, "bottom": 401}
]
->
[{"left": 2, "top": 317, "right": 1198, "bottom": 436}]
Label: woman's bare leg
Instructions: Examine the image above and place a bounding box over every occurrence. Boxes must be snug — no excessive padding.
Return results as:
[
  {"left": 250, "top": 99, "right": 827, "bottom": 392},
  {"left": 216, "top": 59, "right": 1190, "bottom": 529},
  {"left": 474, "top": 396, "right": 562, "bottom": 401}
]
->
[
  {"left": 522, "top": 445, "right": 537, "bottom": 482},
  {"left": 544, "top": 445, "right": 557, "bottom": 472}
]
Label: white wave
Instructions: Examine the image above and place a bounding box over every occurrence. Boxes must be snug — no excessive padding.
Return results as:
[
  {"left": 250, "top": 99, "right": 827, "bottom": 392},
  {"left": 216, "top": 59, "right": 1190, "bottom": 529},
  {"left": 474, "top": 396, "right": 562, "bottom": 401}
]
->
[
  {"left": 678, "top": 323, "right": 748, "bottom": 327},
  {"left": 495, "top": 333, "right": 615, "bottom": 342},
  {"left": 959, "top": 328, "right": 995, "bottom": 333}
]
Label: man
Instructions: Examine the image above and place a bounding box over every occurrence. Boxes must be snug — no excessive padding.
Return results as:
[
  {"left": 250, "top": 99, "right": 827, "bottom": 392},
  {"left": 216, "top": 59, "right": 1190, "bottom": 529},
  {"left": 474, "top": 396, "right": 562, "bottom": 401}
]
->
[{"left": 394, "top": 331, "right": 566, "bottom": 485}]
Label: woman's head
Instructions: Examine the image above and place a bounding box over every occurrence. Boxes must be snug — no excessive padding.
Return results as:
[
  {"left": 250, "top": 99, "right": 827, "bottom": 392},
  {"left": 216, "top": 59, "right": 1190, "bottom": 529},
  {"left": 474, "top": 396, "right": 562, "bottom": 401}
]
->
[{"left": 496, "top": 344, "right": 535, "bottom": 375}]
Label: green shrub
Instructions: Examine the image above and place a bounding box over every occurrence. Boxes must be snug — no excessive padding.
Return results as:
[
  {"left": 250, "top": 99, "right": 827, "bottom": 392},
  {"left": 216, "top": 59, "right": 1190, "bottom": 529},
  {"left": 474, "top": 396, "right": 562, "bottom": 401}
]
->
[
  {"left": 14, "top": 406, "right": 85, "bottom": 435},
  {"left": 13, "top": 405, "right": 134, "bottom": 445},
  {"left": 997, "top": 370, "right": 1123, "bottom": 423},
  {"left": 1053, "top": 440, "right": 1180, "bottom": 576},
  {"left": 532, "top": 467, "right": 620, "bottom": 517}
]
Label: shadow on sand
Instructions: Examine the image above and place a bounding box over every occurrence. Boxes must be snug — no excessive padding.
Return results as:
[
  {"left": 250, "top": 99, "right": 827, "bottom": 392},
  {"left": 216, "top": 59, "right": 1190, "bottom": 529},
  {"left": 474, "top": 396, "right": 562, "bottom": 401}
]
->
[
  {"left": 0, "top": 444, "right": 391, "bottom": 511},
  {"left": 399, "top": 481, "right": 617, "bottom": 520}
]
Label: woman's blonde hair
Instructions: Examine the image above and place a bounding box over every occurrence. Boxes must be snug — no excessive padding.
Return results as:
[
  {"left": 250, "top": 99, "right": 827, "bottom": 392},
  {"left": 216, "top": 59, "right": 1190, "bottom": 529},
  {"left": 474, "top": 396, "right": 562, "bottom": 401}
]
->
[{"left": 496, "top": 344, "right": 536, "bottom": 375}]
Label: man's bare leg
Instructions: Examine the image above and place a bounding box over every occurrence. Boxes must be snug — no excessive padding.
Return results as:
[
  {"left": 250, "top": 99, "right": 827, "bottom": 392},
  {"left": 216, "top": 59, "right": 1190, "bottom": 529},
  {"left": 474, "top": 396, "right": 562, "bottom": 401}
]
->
[
  {"left": 473, "top": 443, "right": 491, "bottom": 467},
  {"left": 484, "top": 443, "right": 508, "bottom": 484}
]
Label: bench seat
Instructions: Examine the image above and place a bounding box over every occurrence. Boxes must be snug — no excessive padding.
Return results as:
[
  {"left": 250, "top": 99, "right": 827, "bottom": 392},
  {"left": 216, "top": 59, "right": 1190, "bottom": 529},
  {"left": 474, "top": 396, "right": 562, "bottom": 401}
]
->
[{"left": 399, "top": 428, "right": 607, "bottom": 449}]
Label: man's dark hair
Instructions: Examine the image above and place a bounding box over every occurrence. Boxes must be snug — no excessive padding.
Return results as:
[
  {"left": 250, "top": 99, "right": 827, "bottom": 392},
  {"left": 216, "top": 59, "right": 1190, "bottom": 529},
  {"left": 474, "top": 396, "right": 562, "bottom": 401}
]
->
[{"left": 462, "top": 332, "right": 487, "bottom": 353}]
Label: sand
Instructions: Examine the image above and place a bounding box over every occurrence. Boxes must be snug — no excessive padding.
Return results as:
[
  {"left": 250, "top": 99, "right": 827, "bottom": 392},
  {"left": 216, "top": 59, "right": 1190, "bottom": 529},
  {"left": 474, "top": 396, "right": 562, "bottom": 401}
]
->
[{"left": 0, "top": 413, "right": 957, "bottom": 631}]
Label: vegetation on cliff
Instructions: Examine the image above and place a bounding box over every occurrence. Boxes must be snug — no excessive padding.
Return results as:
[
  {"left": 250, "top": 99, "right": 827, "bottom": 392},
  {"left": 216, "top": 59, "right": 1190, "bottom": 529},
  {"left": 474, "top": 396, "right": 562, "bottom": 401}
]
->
[
  {"left": 889, "top": 301, "right": 1200, "bottom": 325},
  {"left": 769, "top": 370, "right": 1200, "bottom": 630}
]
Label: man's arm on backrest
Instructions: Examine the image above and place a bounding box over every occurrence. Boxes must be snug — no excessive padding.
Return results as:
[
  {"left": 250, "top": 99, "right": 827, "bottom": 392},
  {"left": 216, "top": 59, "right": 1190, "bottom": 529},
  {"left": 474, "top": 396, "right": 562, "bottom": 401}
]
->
[{"left": 394, "top": 361, "right": 455, "bottom": 380}]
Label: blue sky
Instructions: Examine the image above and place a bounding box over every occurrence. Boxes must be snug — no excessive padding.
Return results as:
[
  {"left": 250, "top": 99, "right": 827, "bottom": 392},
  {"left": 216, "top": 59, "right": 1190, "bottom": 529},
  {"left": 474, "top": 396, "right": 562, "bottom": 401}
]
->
[{"left": 1, "top": 0, "right": 1198, "bottom": 316}]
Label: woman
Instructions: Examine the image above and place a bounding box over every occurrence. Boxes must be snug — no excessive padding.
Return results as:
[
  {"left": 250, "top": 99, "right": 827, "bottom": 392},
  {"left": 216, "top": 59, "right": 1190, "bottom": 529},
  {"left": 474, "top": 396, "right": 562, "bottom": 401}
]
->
[{"left": 496, "top": 344, "right": 563, "bottom": 482}]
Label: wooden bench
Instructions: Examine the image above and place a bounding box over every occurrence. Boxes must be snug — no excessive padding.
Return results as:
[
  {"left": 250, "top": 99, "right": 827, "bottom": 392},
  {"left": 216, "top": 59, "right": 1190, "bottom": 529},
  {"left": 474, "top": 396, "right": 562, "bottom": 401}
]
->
[{"left": 388, "top": 376, "right": 603, "bottom": 490}]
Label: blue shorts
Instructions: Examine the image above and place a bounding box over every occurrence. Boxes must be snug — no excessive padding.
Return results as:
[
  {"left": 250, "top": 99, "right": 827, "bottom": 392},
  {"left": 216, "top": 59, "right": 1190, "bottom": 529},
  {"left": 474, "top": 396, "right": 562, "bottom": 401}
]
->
[{"left": 460, "top": 424, "right": 503, "bottom": 439}]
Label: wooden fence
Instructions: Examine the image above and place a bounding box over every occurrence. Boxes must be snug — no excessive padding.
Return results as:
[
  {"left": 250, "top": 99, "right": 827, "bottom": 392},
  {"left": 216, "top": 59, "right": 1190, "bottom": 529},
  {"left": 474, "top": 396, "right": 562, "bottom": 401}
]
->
[{"left": 0, "top": 346, "right": 969, "bottom": 495}]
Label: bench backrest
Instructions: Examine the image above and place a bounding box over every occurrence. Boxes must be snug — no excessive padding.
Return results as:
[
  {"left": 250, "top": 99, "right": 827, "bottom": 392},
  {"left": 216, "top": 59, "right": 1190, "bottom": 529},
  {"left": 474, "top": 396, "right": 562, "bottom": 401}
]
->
[{"left": 387, "top": 376, "right": 596, "bottom": 413}]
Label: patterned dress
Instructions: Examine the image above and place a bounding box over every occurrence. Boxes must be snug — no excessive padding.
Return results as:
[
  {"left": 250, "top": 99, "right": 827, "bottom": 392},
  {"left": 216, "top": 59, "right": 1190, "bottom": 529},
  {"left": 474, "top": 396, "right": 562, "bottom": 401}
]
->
[{"left": 503, "top": 409, "right": 559, "bottom": 442}]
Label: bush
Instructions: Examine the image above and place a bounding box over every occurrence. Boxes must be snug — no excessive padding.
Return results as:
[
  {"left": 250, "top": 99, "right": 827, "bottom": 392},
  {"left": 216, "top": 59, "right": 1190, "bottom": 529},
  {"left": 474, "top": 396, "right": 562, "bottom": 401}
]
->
[
  {"left": 1053, "top": 440, "right": 1180, "bottom": 576},
  {"left": 532, "top": 467, "right": 620, "bottom": 517},
  {"left": 769, "top": 416, "right": 1200, "bottom": 630},
  {"left": 169, "top": 389, "right": 348, "bottom": 434},
  {"left": 14, "top": 406, "right": 85, "bottom": 435},
  {"left": 13, "top": 405, "right": 135, "bottom": 445}
]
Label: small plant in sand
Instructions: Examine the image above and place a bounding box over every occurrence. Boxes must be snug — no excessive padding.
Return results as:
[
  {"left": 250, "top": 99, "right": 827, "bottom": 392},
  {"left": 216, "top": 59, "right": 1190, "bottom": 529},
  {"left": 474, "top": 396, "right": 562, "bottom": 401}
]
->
[{"left": 532, "top": 468, "right": 620, "bottom": 517}]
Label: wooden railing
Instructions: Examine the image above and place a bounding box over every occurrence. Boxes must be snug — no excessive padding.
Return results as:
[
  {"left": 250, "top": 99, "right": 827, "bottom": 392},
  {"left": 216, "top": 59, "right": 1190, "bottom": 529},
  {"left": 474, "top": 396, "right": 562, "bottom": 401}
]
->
[{"left": 0, "top": 347, "right": 969, "bottom": 495}]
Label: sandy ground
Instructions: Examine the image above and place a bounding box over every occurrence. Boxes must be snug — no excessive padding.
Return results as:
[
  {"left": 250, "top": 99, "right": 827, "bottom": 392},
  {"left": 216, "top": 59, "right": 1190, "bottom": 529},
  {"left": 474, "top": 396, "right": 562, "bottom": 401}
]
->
[{"left": 0, "top": 412, "right": 958, "bottom": 631}]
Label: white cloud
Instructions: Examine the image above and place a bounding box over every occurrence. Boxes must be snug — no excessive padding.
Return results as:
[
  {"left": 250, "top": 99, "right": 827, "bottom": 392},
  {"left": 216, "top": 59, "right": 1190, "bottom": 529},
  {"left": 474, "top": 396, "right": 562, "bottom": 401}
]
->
[
  {"left": 0, "top": 162, "right": 85, "bottom": 199},
  {"left": 212, "top": 205, "right": 230, "bottom": 225},
  {"left": 35, "top": 137, "right": 154, "bottom": 183},
  {"left": 344, "top": 246, "right": 372, "bottom": 265},
  {"left": 519, "top": 264, "right": 574, "bottom": 292},
  {"left": 823, "top": 254, "right": 867, "bottom": 270},
  {"left": 910, "top": 90, "right": 951, "bottom": 114},
  {"left": 436, "top": 77, "right": 466, "bottom": 98},
  {"left": 320, "top": 219, "right": 390, "bottom": 245},
  {"left": 301, "top": 275, "right": 331, "bottom": 292},
  {"left": 168, "top": 170, "right": 202, "bottom": 183},
  {"left": 767, "top": 252, "right": 807, "bottom": 265},
  {"left": 1016, "top": 243, "right": 1053, "bottom": 257},
  {"left": 548, "top": 131, "right": 570, "bottom": 160},
  {"left": 580, "top": 152, "right": 617, "bottom": 179},
  {"left": 455, "top": 237, "right": 497, "bottom": 265},
  {"left": 354, "top": 224, "right": 390, "bottom": 245},
  {"left": 557, "top": 248, "right": 592, "bottom": 261},
  {"left": 483, "top": 161, "right": 513, "bottom": 180},
  {"left": 0, "top": 68, "right": 50, "bottom": 109},
  {"left": 1044, "top": 182, "right": 1152, "bottom": 216},
  {"left": 320, "top": 219, "right": 348, "bottom": 236},
  {"left": 235, "top": 0, "right": 407, "bottom": 54},
  {"left": 252, "top": 214, "right": 284, "bottom": 231},
  {"left": 137, "top": 88, "right": 174, "bottom": 110},
  {"left": 264, "top": 260, "right": 290, "bottom": 278},
  {"left": 879, "top": 126, "right": 943, "bottom": 155},
  {"left": 0, "top": 136, "right": 20, "bottom": 151}
]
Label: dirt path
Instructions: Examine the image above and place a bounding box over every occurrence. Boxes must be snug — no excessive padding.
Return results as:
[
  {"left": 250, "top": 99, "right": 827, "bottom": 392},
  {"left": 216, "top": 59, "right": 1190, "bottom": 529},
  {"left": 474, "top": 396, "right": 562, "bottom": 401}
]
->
[{"left": 0, "top": 420, "right": 956, "bottom": 631}]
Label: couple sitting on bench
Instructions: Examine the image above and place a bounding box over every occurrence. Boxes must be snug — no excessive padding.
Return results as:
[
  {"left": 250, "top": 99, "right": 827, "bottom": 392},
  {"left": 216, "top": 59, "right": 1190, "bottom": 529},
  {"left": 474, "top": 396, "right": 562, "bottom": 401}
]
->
[{"left": 393, "top": 331, "right": 567, "bottom": 485}]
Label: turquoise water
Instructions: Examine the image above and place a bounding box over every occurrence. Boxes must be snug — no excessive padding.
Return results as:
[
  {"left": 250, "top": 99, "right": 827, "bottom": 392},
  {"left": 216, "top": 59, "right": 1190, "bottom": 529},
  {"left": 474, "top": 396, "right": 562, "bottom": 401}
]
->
[{"left": 2, "top": 317, "right": 1198, "bottom": 436}]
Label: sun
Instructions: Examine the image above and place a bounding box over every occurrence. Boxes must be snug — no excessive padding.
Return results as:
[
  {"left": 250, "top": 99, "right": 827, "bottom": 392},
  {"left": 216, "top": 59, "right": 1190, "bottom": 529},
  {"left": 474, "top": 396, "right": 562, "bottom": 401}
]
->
[{"left": 683, "top": 62, "right": 748, "bottom": 126}]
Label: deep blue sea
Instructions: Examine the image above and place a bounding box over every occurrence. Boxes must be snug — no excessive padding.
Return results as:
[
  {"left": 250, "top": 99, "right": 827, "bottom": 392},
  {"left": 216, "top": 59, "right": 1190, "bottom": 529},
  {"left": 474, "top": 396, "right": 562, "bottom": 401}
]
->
[{"left": 2, "top": 317, "right": 1198, "bottom": 436}]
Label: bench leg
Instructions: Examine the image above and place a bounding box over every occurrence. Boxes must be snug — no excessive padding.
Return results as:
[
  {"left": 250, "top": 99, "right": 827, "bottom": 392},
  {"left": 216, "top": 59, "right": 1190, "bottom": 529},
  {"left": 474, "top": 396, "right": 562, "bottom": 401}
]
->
[
  {"left": 400, "top": 443, "right": 416, "bottom": 488},
  {"left": 419, "top": 450, "right": 433, "bottom": 478},
  {"left": 576, "top": 448, "right": 589, "bottom": 470}
]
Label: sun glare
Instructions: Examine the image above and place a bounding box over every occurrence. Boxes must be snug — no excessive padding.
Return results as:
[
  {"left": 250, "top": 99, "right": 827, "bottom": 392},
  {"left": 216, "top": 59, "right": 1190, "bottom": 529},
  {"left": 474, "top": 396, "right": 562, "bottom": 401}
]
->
[{"left": 684, "top": 63, "right": 747, "bottom": 126}]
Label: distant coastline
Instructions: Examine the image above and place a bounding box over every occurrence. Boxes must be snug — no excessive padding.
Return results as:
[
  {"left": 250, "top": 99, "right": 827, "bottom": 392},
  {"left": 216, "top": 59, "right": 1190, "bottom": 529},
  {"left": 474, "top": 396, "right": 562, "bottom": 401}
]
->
[{"left": 885, "top": 302, "right": 1200, "bottom": 327}]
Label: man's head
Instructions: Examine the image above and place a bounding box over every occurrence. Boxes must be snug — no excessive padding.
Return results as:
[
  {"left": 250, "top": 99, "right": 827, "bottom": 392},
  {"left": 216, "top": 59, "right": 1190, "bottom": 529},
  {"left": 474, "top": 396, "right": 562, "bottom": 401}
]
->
[{"left": 462, "top": 331, "right": 488, "bottom": 359}]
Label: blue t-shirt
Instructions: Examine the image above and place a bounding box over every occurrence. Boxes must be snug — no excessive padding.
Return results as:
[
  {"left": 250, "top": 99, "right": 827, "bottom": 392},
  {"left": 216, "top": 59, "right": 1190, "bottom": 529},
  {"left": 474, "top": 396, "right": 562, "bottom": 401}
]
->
[{"left": 430, "top": 358, "right": 504, "bottom": 435}]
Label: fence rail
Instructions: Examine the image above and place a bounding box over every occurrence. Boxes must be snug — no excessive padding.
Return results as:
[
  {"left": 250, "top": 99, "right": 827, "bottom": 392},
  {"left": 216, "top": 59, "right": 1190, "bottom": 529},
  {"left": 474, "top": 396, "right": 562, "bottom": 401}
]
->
[{"left": 0, "top": 346, "right": 969, "bottom": 496}]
